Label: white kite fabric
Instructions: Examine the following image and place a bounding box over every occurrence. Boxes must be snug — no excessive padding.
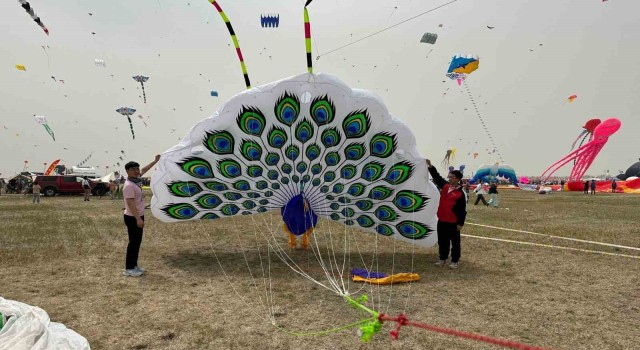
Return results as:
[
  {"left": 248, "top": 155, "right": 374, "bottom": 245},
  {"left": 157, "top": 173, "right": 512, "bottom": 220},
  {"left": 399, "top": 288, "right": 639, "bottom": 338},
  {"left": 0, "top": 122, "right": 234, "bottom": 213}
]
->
[
  {"left": 151, "top": 72, "right": 439, "bottom": 248},
  {"left": 0, "top": 297, "right": 90, "bottom": 350}
]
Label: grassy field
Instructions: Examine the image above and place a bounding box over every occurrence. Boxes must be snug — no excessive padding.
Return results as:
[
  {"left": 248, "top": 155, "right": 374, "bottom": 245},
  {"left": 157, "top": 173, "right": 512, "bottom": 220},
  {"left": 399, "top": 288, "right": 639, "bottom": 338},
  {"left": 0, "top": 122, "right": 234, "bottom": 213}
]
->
[{"left": 1, "top": 190, "right": 639, "bottom": 350}]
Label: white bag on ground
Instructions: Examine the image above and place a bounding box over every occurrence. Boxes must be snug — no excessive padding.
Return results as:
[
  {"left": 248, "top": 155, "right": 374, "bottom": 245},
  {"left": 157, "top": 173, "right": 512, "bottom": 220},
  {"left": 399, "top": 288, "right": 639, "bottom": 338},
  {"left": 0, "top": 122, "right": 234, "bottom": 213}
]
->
[{"left": 0, "top": 297, "right": 90, "bottom": 350}]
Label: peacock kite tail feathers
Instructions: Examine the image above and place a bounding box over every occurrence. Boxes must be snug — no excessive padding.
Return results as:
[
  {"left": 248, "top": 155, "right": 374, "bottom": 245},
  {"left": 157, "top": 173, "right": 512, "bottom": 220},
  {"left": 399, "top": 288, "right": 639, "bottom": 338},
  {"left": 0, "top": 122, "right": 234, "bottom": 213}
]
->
[{"left": 151, "top": 73, "right": 440, "bottom": 248}]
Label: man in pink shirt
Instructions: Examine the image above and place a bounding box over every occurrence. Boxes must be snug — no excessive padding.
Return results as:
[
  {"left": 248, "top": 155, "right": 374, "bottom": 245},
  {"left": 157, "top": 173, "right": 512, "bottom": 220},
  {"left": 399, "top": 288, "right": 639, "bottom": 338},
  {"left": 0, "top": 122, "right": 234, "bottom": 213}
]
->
[{"left": 122, "top": 155, "right": 160, "bottom": 277}]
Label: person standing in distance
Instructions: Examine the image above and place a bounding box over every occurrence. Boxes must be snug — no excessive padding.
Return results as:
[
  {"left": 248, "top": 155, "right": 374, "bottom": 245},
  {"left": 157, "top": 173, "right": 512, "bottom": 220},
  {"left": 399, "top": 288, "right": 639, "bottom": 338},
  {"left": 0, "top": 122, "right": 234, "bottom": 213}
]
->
[
  {"left": 425, "top": 159, "right": 467, "bottom": 269},
  {"left": 122, "top": 155, "right": 160, "bottom": 277}
]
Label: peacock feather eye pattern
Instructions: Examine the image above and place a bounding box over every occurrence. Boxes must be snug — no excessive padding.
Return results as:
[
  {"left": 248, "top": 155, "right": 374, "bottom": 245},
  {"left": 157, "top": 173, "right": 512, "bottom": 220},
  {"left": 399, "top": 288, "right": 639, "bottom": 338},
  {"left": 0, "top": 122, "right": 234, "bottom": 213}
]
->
[
  {"left": 311, "top": 164, "right": 323, "bottom": 175},
  {"left": 267, "top": 125, "right": 288, "bottom": 149},
  {"left": 221, "top": 204, "right": 240, "bottom": 216},
  {"left": 240, "top": 139, "right": 263, "bottom": 161},
  {"left": 285, "top": 144, "right": 300, "bottom": 161},
  {"left": 204, "top": 130, "right": 235, "bottom": 155},
  {"left": 393, "top": 190, "right": 427, "bottom": 212},
  {"left": 374, "top": 205, "right": 398, "bottom": 222},
  {"left": 396, "top": 221, "right": 431, "bottom": 239},
  {"left": 246, "top": 165, "right": 263, "bottom": 178},
  {"left": 217, "top": 158, "right": 242, "bottom": 178},
  {"left": 355, "top": 200, "right": 373, "bottom": 211},
  {"left": 237, "top": 106, "right": 266, "bottom": 136},
  {"left": 224, "top": 192, "right": 243, "bottom": 200},
  {"left": 323, "top": 171, "right": 336, "bottom": 182},
  {"left": 370, "top": 132, "right": 397, "bottom": 158},
  {"left": 342, "top": 110, "right": 370, "bottom": 139},
  {"left": 204, "top": 181, "right": 228, "bottom": 191},
  {"left": 340, "top": 165, "right": 357, "bottom": 179},
  {"left": 324, "top": 151, "right": 340, "bottom": 166},
  {"left": 384, "top": 161, "right": 414, "bottom": 185},
  {"left": 310, "top": 95, "right": 335, "bottom": 126},
  {"left": 167, "top": 182, "right": 203, "bottom": 197},
  {"left": 321, "top": 127, "right": 341, "bottom": 148},
  {"left": 344, "top": 143, "right": 366, "bottom": 161},
  {"left": 305, "top": 144, "right": 321, "bottom": 161},
  {"left": 368, "top": 186, "right": 394, "bottom": 200},
  {"left": 196, "top": 194, "right": 223, "bottom": 209},
  {"left": 256, "top": 181, "right": 268, "bottom": 190},
  {"left": 281, "top": 163, "right": 293, "bottom": 174},
  {"left": 201, "top": 213, "right": 220, "bottom": 220},
  {"left": 162, "top": 203, "right": 199, "bottom": 220},
  {"left": 360, "top": 161, "right": 385, "bottom": 182},
  {"left": 375, "top": 224, "right": 394, "bottom": 236},
  {"left": 296, "top": 162, "right": 308, "bottom": 173},
  {"left": 295, "top": 119, "right": 314, "bottom": 144},
  {"left": 274, "top": 92, "right": 300, "bottom": 126},
  {"left": 233, "top": 180, "right": 251, "bottom": 191},
  {"left": 265, "top": 152, "right": 280, "bottom": 166},
  {"left": 267, "top": 170, "right": 279, "bottom": 180},
  {"left": 347, "top": 183, "right": 365, "bottom": 196},
  {"left": 356, "top": 215, "right": 375, "bottom": 228},
  {"left": 179, "top": 158, "right": 214, "bottom": 179}
]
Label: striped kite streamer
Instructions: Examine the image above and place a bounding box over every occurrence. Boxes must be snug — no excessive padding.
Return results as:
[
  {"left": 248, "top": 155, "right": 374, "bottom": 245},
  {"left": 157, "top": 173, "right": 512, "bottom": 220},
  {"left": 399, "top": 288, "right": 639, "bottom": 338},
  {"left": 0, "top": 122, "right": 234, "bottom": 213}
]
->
[
  {"left": 304, "top": 0, "right": 313, "bottom": 73},
  {"left": 17, "top": 0, "right": 49, "bottom": 35},
  {"left": 209, "top": 0, "right": 251, "bottom": 89}
]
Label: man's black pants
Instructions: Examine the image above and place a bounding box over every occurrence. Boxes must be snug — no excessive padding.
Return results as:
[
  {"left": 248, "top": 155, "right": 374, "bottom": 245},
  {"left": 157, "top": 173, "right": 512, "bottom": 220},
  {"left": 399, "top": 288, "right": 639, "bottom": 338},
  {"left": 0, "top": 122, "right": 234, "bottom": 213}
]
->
[
  {"left": 474, "top": 194, "right": 488, "bottom": 205},
  {"left": 437, "top": 221, "right": 460, "bottom": 263},
  {"left": 124, "top": 215, "right": 144, "bottom": 270}
]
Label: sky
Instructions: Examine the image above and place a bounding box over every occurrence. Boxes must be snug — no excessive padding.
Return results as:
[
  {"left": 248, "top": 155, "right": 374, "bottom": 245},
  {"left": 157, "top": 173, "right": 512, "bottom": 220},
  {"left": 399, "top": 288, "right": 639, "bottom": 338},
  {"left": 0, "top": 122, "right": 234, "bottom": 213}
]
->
[{"left": 1, "top": 0, "right": 638, "bottom": 178}]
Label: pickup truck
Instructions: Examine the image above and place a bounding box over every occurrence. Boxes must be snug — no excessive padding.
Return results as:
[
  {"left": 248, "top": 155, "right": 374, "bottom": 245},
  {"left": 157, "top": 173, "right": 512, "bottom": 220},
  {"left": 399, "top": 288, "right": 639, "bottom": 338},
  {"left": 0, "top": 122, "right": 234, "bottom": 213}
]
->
[{"left": 34, "top": 175, "right": 109, "bottom": 197}]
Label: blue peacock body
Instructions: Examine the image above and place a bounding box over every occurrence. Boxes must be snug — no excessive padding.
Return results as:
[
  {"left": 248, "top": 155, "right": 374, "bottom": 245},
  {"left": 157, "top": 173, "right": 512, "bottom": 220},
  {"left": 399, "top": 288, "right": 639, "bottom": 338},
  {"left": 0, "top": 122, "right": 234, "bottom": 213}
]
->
[{"left": 151, "top": 73, "right": 440, "bottom": 247}]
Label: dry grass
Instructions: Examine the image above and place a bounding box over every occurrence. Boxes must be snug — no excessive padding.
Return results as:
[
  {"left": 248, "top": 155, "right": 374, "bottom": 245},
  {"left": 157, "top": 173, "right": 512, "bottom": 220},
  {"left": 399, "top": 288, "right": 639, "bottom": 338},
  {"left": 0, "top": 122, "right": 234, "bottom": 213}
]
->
[{"left": 1, "top": 190, "right": 639, "bottom": 350}]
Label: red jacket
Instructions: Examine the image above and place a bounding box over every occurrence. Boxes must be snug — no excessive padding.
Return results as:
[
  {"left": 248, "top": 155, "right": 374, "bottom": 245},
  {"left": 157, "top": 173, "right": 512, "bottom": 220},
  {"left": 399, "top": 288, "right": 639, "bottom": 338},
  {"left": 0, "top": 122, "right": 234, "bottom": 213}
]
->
[{"left": 428, "top": 166, "right": 467, "bottom": 226}]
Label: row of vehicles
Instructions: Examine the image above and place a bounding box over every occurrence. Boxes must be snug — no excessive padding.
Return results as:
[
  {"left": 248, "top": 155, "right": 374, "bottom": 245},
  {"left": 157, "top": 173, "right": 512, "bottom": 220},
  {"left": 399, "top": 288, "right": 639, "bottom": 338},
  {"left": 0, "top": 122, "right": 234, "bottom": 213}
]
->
[{"left": 33, "top": 175, "right": 115, "bottom": 197}]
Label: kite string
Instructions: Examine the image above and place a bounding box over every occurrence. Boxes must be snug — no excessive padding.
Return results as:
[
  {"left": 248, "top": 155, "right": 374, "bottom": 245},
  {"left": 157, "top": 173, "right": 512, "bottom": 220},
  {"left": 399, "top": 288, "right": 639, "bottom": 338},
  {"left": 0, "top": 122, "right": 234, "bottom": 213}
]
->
[
  {"left": 318, "top": 0, "right": 459, "bottom": 58},
  {"left": 464, "top": 82, "right": 504, "bottom": 162},
  {"left": 378, "top": 313, "right": 551, "bottom": 350}
]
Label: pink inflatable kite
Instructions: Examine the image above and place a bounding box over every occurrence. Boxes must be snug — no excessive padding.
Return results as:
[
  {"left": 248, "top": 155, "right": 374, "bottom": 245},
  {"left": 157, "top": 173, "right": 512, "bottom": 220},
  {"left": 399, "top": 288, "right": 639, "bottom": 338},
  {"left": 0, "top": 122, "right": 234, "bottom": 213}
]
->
[{"left": 541, "top": 118, "right": 621, "bottom": 182}]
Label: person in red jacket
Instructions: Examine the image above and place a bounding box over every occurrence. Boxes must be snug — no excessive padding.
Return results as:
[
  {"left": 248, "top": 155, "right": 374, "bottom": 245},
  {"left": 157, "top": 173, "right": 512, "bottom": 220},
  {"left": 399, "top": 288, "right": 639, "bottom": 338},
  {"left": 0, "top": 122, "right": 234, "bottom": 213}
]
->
[{"left": 426, "top": 159, "right": 467, "bottom": 269}]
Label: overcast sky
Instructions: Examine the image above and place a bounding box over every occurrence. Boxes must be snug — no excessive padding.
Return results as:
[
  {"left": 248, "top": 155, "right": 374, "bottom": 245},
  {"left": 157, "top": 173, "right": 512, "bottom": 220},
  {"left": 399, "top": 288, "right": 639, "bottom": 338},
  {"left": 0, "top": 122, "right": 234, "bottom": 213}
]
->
[{"left": 1, "top": 0, "right": 638, "bottom": 177}]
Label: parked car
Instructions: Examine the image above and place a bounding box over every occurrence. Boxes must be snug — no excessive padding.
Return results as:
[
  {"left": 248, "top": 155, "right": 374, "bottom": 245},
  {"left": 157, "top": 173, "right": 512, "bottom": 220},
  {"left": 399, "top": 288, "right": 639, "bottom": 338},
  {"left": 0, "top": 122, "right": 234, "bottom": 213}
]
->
[{"left": 34, "top": 175, "right": 109, "bottom": 197}]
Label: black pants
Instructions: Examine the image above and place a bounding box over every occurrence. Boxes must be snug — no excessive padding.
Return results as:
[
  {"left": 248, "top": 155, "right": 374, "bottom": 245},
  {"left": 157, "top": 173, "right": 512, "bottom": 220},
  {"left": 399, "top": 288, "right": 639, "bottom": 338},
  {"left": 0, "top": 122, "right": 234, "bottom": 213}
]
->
[
  {"left": 124, "top": 215, "right": 144, "bottom": 270},
  {"left": 474, "top": 194, "right": 487, "bottom": 206},
  {"left": 437, "top": 221, "right": 460, "bottom": 263}
]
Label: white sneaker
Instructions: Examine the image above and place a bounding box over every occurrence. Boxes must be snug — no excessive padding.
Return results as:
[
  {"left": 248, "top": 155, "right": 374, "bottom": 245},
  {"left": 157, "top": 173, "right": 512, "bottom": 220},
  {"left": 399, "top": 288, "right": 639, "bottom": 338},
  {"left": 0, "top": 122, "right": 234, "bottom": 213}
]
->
[
  {"left": 434, "top": 259, "right": 447, "bottom": 267},
  {"left": 449, "top": 262, "right": 459, "bottom": 269},
  {"left": 134, "top": 266, "right": 146, "bottom": 274},
  {"left": 123, "top": 269, "right": 143, "bottom": 277}
]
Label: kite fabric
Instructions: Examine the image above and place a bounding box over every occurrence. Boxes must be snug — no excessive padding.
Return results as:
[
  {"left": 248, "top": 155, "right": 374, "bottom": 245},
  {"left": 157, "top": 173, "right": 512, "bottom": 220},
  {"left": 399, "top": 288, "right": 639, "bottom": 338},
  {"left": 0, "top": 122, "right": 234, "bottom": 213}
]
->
[
  {"left": 94, "top": 59, "right": 106, "bottom": 68},
  {"left": 420, "top": 32, "right": 438, "bottom": 44},
  {"left": 44, "top": 159, "right": 61, "bottom": 175},
  {"left": 15, "top": 64, "right": 26, "bottom": 71},
  {"left": 446, "top": 54, "right": 479, "bottom": 85},
  {"left": 260, "top": 14, "right": 280, "bottom": 28},
  {"left": 116, "top": 107, "right": 136, "bottom": 139},
  {"left": 210, "top": 90, "right": 218, "bottom": 97},
  {"left": 351, "top": 268, "right": 388, "bottom": 279},
  {"left": 541, "top": 118, "right": 621, "bottom": 182},
  {"left": 470, "top": 163, "right": 518, "bottom": 184},
  {"left": 352, "top": 273, "right": 421, "bottom": 285},
  {"left": 17, "top": 0, "right": 49, "bottom": 35},
  {"left": 132, "top": 75, "right": 149, "bottom": 103},
  {"left": 151, "top": 72, "right": 440, "bottom": 248},
  {"left": 33, "top": 115, "right": 55, "bottom": 141},
  {"left": 0, "top": 297, "right": 90, "bottom": 350}
]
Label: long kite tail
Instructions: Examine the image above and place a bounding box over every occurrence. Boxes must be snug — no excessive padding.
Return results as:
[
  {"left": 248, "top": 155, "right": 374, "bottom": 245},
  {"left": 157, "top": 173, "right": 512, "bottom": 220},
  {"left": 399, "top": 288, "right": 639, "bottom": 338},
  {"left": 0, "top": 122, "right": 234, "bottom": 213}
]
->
[
  {"left": 464, "top": 81, "right": 504, "bottom": 162},
  {"left": 304, "top": 0, "right": 313, "bottom": 73},
  {"left": 209, "top": 0, "right": 251, "bottom": 89},
  {"left": 127, "top": 116, "right": 135, "bottom": 140},
  {"left": 43, "top": 124, "right": 55, "bottom": 141},
  {"left": 141, "top": 82, "right": 147, "bottom": 103}
]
